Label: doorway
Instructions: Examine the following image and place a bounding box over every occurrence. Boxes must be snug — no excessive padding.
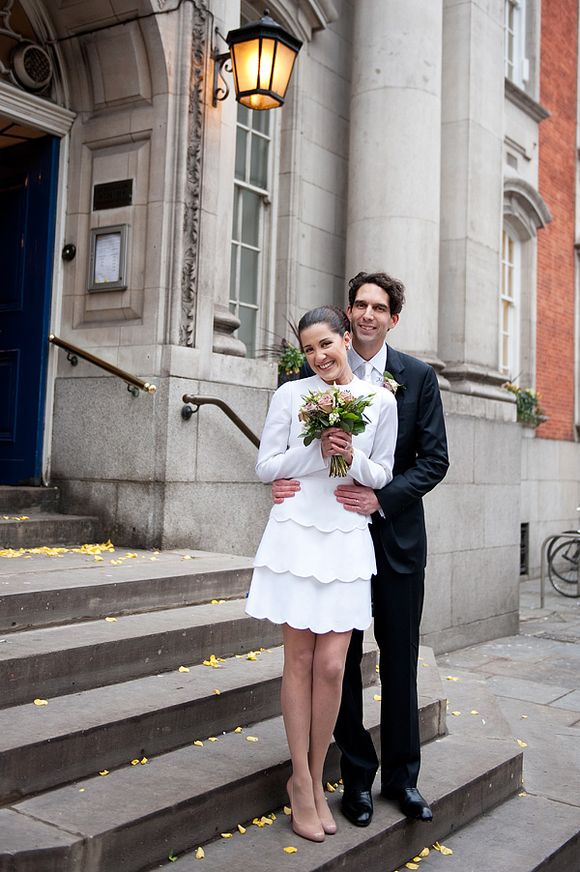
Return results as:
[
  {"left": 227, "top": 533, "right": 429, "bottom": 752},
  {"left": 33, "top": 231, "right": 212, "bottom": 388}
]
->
[{"left": 0, "top": 132, "right": 59, "bottom": 485}]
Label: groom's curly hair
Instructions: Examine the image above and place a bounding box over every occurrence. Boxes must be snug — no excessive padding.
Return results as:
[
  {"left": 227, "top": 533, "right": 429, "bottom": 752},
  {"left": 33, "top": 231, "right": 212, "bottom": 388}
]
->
[{"left": 347, "top": 271, "right": 406, "bottom": 316}]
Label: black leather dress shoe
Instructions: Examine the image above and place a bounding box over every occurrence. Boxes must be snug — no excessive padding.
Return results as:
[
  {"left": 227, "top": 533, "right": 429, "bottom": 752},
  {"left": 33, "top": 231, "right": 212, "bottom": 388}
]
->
[
  {"left": 381, "top": 787, "right": 433, "bottom": 822},
  {"left": 341, "top": 788, "right": 374, "bottom": 827}
]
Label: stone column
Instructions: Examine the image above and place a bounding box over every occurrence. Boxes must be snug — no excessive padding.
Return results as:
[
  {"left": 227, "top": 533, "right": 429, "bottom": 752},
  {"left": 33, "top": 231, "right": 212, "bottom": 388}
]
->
[
  {"left": 438, "top": 0, "right": 506, "bottom": 397},
  {"left": 345, "top": 0, "right": 443, "bottom": 366}
]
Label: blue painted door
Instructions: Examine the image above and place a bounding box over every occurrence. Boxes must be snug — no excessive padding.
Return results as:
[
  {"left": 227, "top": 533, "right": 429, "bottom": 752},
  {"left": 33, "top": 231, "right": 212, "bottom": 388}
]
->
[{"left": 0, "top": 136, "right": 59, "bottom": 485}]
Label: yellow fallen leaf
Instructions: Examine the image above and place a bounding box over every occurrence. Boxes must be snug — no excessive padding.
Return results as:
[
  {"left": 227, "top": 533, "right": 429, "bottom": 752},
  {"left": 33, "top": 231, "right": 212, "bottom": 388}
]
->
[
  {"left": 110, "top": 560, "right": 121, "bottom": 565},
  {"left": 246, "top": 736, "right": 259, "bottom": 742},
  {"left": 405, "top": 864, "right": 419, "bottom": 870},
  {"left": 283, "top": 847, "right": 297, "bottom": 854},
  {"left": 521, "top": 714, "right": 528, "bottom": 719},
  {"left": 94, "top": 556, "right": 104, "bottom": 562},
  {"left": 168, "top": 851, "right": 178, "bottom": 863},
  {"left": 130, "top": 759, "right": 140, "bottom": 766},
  {"left": 470, "top": 710, "right": 479, "bottom": 715},
  {"left": 140, "top": 757, "right": 148, "bottom": 764},
  {"left": 283, "top": 806, "right": 292, "bottom": 815},
  {"left": 446, "top": 676, "right": 459, "bottom": 681},
  {"left": 234, "top": 727, "right": 243, "bottom": 733},
  {"left": 246, "top": 651, "right": 258, "bottom": 661},
  {"left": 220, "top": 832, "right": 233, "bottom": 838},
  {"left": 79, "top": 788, "right": 86, "bottom": 792},
  {"left": 375, "top": 663, "right": 380, "bottom": 672},
  {"left": 182, "top": 555, "right": 192, "bottom": 560},
  {"left": 33, "top": 698, "right": 48, "bottom": 706},
  {"left": 433, "top": 842, "right": 453, "bottom": 856},
  {"left": 153, "top": 551, "right": 160, "bottom": 555},
  {"left": 421, "top": 662, "right": 430, "bottom": 667},
  {"left": 105, "top": 616, "right": 117, "bottom": 623},
  {"left": 413, "top": 857, "right": 422, "bottom": 863},
  {"left": 208, "top": 737, "right": 218, "bottom": 742},
  {"left": 194, "top": 740, "right": 204, "bottom": 747},
  {"left": 419, "top": 848, "right": 430, "bottom": 857},
  {"left": 373, "top": 694, "right": 382, "bottom": 702},
  {"left": 211, "top": 599, "right": 220, "bottom": 604},
  {"left": 195, "top": 846, "right": 205, "bottom": 859},
  {"left": 516, "top": 739, "right": 528, "bottom": 748},
  {"left": 237, "top": 824, "right": 246, "bottom": 834},
  {"left": 150, "top": 557, "right": 158, "bottom": 561},
  {"left": 99, "top": 770, "right": 109, "bottom": 776},
  {"left": 260, "top": 816, "right": 273, "bottom": 826},
  {"left": 326, "top": 782, "right": 336, "bottom": 792},
  {"left": 178, "top": 666, "right": 190, "bottom": 673},
  {"left": 270, "top": 813, "right": 277, "bottom": 820},
  {"left": 519, "top": 790, "right": 528, "bottom": 797},
  {"left": 451, "top": 711, "right": 461, "bottom": 716},
  {"left": 213, "top": 689, "right": 221, "bottom": 695}
]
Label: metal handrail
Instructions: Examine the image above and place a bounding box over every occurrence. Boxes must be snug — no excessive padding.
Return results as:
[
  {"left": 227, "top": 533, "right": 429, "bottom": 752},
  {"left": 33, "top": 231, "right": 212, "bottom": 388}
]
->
[
  {"left": 182, "top": 395, "right": 261, "bottom": 448},
  {"left": 49, "top": 334, "right": 157, "bottom": 395},
  {"left": 540, "top": 531, "right": 580, "bottom": 607}
]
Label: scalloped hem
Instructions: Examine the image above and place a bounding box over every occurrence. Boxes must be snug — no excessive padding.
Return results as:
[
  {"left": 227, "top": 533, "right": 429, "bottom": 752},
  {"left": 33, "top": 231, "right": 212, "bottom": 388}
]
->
[
  {"left": 253, "top": 519, "right": 376, "bottom": 582},
  {"left": 246, "top": 613, "right": 372, "bottom": 634},
  {"left": 246, "top": 567, "right": 372, "bottom": 634}
]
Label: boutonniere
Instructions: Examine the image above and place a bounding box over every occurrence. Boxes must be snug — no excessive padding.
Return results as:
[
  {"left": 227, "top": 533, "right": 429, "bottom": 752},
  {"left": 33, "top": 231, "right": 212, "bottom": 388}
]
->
[{"left": 383, "top": 370, "right": 406, "bottom": 395}]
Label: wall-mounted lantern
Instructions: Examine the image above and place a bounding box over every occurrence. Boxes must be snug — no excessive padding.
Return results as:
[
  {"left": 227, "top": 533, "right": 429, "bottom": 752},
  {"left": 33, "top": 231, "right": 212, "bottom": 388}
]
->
[{"left": 213, "top": 9, "right": 302, "bottom": 110}]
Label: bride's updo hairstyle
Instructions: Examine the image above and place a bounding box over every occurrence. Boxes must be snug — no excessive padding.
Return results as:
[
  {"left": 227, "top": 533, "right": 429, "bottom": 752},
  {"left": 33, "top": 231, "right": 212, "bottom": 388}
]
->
[{"left": 297, "top": 306, "right": 350, "bottom": 347}]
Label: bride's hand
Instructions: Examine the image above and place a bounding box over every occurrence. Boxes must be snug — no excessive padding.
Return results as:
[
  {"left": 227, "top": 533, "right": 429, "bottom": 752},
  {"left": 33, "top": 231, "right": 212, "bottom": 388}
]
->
[{"left": 321, "top": 428, "right": 353, "bottom": 465}]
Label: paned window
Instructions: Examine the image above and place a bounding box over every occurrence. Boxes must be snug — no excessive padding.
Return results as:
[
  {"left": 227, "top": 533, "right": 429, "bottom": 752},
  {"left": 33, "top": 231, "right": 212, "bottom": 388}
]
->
[
  {"left": 229, "top": 104, "right": 272, "bottom": 358},
  {"left": 500, "top": 228, "right": 520, "bottom": 376},
  {"left": 504, "top": 0, "right": 528, "bottom": 87}
]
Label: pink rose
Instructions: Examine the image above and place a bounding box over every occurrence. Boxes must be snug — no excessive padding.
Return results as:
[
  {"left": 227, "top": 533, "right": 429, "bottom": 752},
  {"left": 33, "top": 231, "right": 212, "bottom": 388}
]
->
[{"left": 317, "top": 394, "right": 334, "bottom": 414}]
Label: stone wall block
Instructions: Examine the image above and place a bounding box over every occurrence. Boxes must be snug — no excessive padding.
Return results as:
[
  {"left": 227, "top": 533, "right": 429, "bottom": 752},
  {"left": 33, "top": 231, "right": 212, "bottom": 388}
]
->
[
  {"left": 162, "top": 482, "right": 272, "bottom": 555},
  {"left": 451, "top": 545, "right": 519, "bottom": 627},
  {"left": 425, "top": 484, "right": 484, "bottom": 553},
  {"left": 474, "top": 420, "right": 520, "bottom": 484},
  {"left": 194, "top": 383, "right": 268, "bottom": 483},
  {"left": 51, "top": 377, "right": 158, "bottom": 481},
  {"left": 484, "top": 484, "right": 520, "bottom": 548},
  {"left": 421, "top": 552, "right": 453, "bottom": 635},
  {"left": 115, "top": 481, "right": 165, "bottom": 547},
  {"left": 442, "top": 412, "right": 475, "bottom": 484}
]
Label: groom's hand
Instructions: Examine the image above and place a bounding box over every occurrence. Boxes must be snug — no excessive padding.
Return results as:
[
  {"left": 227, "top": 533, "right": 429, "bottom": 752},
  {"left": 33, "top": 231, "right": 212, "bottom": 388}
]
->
[
  {"left": 335, "top": 483, "right": 380, "bottom": 514},
  {"left": 271, "top": 478, "right": 301, "bottom": 503}
]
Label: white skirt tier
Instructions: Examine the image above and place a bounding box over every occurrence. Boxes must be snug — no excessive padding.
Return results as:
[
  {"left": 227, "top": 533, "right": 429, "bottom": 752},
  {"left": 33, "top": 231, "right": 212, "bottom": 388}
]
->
[
  {"left": 246, "top": 567, "right": 372, "bottom": 634},
  {"left": 246, "top": 516, "right": 374, "bottom": 633}
]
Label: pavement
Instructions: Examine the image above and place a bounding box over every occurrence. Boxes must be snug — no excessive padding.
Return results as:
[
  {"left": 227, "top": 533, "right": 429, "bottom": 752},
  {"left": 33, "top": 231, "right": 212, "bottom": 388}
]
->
[{"left": 413, "top": 577, "right": 580, "bottom": 870}]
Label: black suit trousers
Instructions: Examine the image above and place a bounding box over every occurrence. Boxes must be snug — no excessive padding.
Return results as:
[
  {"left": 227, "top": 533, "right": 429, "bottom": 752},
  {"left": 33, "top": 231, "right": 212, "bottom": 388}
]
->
[{"left": 334, "top": 537, "right": 425, "bottom": 793}]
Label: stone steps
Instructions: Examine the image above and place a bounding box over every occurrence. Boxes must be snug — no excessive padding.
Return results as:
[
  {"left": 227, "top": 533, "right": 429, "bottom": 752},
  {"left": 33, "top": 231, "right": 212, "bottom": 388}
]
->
[
  {"left": 0, "top": 679, "right": 451, "bottom": 872},
  {"left": 0, "top": 599, "right": 284, "bottom": 708},
  {"left": 405, "top": 793, "right": 580, "bottom": 872},
  {"left": 133, "top": 734, "right": 521, "bottom": 872},
  {"left": 0, "top": 644, "right": 379, "bottom": 803},
  {"left": 0, "top": 486, "right": 59, "bottom": 513},
  {"left": 0, "top": 550, "right": 253, "bottom": 632},
  {"left": 0, "top": 511, "right": 99, "bottom": 549}
]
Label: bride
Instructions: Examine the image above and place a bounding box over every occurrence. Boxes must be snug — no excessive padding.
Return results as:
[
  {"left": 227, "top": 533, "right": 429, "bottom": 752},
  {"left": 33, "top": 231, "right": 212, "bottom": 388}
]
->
[{"left": 246, "top": 305, "right": 397, "bottom": 841}]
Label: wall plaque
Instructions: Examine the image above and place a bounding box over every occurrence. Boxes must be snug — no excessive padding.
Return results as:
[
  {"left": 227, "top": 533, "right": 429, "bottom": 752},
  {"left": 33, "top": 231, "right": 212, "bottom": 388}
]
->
[
  {"left": 93, "top": 179, "right": 133, "bottom": 211},
  {"left": 88, "top": 225, "right": 128, "bottom": 292}
]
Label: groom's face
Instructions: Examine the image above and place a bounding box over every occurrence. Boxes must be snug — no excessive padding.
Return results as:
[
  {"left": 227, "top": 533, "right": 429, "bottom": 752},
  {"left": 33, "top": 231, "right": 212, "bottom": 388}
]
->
[{"left": 347, "top": 283, "right": 399, "bottom": 356}]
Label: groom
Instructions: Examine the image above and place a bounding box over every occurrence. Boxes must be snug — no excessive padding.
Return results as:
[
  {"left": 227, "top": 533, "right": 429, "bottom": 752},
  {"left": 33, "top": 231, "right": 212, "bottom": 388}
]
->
[{"left": 272, "top": 271, "right": 449, "bottom": 825}]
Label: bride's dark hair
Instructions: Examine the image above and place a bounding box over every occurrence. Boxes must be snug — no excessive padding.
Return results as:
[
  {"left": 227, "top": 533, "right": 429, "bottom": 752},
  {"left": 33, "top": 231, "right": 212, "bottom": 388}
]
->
[{"left": 297, "top": 306, "right": 350, "bottom": 343}]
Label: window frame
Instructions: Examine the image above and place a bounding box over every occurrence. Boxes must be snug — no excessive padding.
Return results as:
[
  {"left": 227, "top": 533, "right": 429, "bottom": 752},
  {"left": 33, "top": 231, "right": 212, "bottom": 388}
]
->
[
  {"left": 499, "top": 225, "right": 521, "bottom": 379},
  {"left": 504, "top": 0, "right": 529, "bottom": 89},
  {"left": 229, "top": 104, "right": 280, "bottom": 358}
]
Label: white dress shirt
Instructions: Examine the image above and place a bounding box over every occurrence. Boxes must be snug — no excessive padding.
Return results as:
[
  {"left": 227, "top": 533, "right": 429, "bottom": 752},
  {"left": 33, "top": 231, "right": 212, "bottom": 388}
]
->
[{"left": 349, "top": 345, "right": 387, "bottom": 386}]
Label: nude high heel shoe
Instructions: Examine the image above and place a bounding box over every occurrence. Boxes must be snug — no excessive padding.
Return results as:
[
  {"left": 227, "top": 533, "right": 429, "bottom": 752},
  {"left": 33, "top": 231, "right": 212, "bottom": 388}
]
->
[{"left": 287, "top": 777, "right": 325, "bottom": 843}]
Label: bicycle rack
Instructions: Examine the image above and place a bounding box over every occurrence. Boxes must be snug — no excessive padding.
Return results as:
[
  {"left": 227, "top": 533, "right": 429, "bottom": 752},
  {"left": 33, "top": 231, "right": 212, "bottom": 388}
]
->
[{"left": 539, "top": 532, "right": 580, "bottom": 607}]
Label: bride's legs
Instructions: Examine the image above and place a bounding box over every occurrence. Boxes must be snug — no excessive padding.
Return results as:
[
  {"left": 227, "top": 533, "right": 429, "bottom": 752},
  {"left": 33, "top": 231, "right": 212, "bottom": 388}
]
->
[
  {"left": 309, "top": 630, "right": 353, "bottom": 833},
  {"left": 281, "top": 624, "right": 324, "bottom": 841}
]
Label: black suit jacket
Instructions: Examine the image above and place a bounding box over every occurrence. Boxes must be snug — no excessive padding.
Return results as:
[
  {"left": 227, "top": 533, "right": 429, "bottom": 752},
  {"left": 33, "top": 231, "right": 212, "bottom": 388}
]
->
[{"left": 375, "top": 346, "right": 448, "bottom": 574}]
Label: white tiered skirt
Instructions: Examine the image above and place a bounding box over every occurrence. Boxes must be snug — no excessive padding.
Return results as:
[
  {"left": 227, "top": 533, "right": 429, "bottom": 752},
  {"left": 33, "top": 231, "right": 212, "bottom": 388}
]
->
[{"left": 246, "top": 516, "right": 374, "bottom": 634}]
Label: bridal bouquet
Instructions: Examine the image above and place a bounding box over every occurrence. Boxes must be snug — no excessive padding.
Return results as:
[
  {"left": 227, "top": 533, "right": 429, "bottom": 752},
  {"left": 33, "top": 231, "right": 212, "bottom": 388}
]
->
[{"left": 298, "top": 385, "right": 375, "bottom": 477}]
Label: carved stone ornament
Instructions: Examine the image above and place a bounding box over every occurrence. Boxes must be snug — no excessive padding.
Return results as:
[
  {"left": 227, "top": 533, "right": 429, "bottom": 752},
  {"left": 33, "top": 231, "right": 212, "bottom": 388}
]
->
[
  {"left": 180, "top": 0, "right": 208, "bottom": 346},
  {"left": 0, "top": 0, "right": 55, "bottom": 96}
]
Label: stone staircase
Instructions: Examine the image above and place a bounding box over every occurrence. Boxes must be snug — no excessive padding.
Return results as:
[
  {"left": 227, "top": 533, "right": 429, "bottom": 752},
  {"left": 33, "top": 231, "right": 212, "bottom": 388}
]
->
[{"left": 0, "top": 486, "right": 528, "bottom": 872}]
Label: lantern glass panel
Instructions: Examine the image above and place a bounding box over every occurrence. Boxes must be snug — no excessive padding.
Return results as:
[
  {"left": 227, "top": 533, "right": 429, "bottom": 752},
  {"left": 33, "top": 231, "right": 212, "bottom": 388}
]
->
[
  {"left": 257, "top": 38, "right": 275, "bottom": 89},
  {"left": 271, "top": 42, "right": 297, "bottom": 98},
  {"left": 232, "top": 38, "right": 260, "bottom": 93}
]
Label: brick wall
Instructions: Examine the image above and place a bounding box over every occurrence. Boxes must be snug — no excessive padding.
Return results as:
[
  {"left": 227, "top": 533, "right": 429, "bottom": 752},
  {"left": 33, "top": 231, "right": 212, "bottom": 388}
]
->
[{"left": 536, "top": 0, "right": 578, "bottom": 440}]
